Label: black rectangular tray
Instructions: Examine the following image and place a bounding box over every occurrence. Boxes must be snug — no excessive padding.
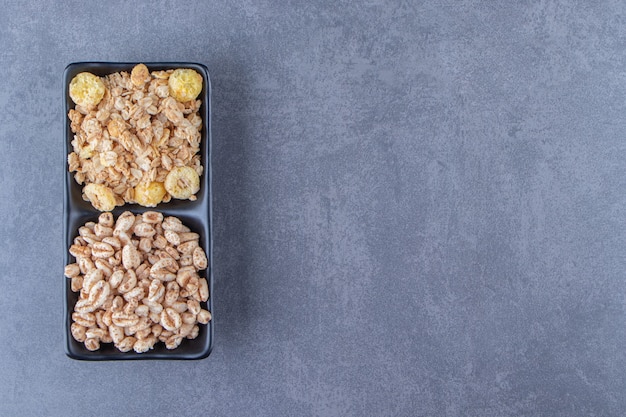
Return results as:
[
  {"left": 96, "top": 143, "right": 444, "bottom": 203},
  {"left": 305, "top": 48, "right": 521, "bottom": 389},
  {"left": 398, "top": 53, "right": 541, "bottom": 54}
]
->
[{"left": 63, "top": 62, "right": 213, "bottom": 360}]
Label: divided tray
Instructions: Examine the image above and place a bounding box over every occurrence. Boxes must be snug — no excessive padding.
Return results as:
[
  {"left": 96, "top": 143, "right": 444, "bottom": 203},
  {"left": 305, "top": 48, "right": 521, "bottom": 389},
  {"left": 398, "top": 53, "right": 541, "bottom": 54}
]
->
[{"left": 63, "top": 62, "right": 213, "bottom": 360}]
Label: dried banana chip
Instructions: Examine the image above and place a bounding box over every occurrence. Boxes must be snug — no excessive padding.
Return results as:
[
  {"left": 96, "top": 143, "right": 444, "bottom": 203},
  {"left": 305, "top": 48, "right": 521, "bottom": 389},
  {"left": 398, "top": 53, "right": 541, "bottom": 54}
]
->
[
  {"left": 134, "top": 181, "right": 167, "bottom": 207},
  {"left": 164, "top": 166, "right": 200, "bottom": 199},
  {"left": 168, "top": 69, "right": 202, "bottom": 102},
  {"left": 69, "top": 72, "right": 106, "bottom": 107}
]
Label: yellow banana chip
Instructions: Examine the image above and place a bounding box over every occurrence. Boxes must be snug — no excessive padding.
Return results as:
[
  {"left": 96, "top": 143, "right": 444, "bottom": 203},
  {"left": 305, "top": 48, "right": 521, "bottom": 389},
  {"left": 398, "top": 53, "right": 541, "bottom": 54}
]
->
[
  {"left": 134, "top": 181, "right": 167, "bottom": 207},
  {"left": 168, "top": 69, "right": 202, "bottom": 102},
  {"left": 69, "top": 72, "right": 106, "bottom": 107},
  {"left": 164, "top": 167, "right": 200, "bottom": 199}
]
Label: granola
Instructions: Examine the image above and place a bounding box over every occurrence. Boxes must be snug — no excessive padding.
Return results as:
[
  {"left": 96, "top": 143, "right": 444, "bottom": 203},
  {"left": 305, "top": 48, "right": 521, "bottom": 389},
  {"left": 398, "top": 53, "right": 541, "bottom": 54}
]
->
[{"left": 67, "top": 64, "right": 204, "bottom": 210}]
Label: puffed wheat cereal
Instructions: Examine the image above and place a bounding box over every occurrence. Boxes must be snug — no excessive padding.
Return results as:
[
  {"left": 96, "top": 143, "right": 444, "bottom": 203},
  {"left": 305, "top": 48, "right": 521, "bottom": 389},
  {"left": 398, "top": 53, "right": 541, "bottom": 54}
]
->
[{"left": 67, "top": 211, "right": 210, "bottom": 353}]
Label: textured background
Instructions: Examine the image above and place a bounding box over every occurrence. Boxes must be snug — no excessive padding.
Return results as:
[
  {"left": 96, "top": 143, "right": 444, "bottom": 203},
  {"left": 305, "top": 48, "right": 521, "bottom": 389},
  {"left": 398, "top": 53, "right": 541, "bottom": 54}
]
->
[{"left": 1, "top": 1, "right": 625, "bottom": 416}]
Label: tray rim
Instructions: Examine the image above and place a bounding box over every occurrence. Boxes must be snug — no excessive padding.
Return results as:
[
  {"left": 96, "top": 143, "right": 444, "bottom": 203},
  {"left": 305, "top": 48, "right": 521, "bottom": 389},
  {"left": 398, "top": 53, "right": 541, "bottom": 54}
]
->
[{"left": 63, "top": 61, "right": 214, "bottom": 360}]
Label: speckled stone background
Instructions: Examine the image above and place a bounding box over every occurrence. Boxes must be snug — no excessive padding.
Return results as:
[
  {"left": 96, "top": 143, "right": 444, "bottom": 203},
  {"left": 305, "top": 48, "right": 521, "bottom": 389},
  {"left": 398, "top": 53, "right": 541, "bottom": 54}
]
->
[{"left": 1, "top": 1, "right": 625, "bottom": 416}]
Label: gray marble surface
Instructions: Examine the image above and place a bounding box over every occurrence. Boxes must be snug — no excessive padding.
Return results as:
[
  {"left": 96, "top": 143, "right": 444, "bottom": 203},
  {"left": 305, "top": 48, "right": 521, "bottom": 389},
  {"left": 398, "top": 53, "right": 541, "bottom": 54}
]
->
[{"left": 1, "top": 1, "right": 625, "bottom": 416}]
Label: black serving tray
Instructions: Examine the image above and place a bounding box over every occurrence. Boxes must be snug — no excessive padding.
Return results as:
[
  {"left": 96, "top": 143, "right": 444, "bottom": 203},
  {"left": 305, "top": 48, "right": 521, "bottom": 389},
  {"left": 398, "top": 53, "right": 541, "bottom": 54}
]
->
[{"left": 63, "top": 62, "right": 213, "bottom": 360}]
